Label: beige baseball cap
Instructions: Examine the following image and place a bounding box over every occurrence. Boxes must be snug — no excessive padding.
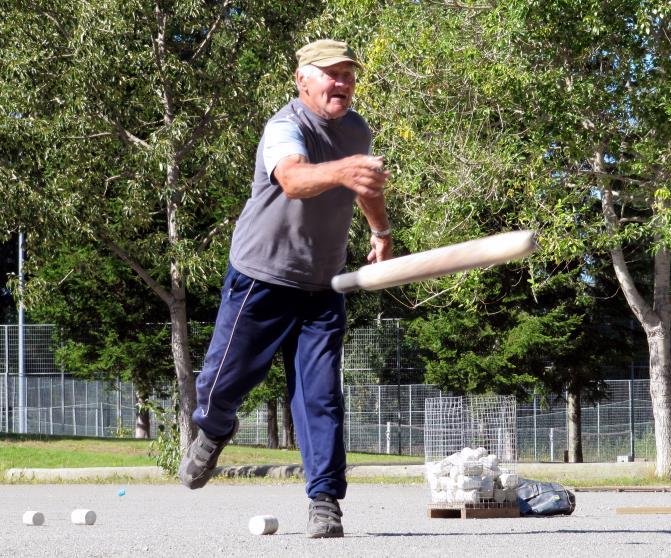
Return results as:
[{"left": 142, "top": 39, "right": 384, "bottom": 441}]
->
[{"left": 296, "top": 39, "right": 363, "bottom": 70}]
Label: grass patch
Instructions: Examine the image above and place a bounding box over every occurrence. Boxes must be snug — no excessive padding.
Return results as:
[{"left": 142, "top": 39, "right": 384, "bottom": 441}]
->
[
  {"left": 524, "top": 473, "right": 669, "bottom": 488},
  {"left": 0, "top": 432, "right": 422, "bottom": 479},
  {"left": 0, "top": 446, "right": 154, "bottom": 470},
  {"left": 7, "top": 434, "right": 666, "bottom": 489},
  {"left": 217, "top": 445, "right": 422, "bottom": 466},
  {"left": 0, "top": 434, "right": 154, "bottom": 471}
]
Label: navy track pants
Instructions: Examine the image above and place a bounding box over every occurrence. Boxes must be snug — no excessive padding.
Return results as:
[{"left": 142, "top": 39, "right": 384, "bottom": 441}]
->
[{"left": 193, "top": 265, "right": 347, "bottom": 499}]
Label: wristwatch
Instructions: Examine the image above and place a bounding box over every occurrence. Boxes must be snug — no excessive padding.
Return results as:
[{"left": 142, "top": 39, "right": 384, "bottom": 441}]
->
[{"left": 371, "top": 227, "right": 392, "bottom": 238}]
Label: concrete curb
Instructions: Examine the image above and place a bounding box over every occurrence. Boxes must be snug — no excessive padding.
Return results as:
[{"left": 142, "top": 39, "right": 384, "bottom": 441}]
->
[
  {"left": 4, "top": 466, "right": 166, "bottom": 482},
  {"left": 4, "top": 464, "right": 425, "bottom": 482},
  {"left": 4, "top": 461, "right": 660, "bottom": 483},
  {"left": 214, "top": 463, "right": 425, "bottom": 479}
]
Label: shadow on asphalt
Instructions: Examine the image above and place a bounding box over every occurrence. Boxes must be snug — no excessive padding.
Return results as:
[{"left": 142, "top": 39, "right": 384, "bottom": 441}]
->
[{"left": 363, "top": 529, "right": 671, "bottom": 537}]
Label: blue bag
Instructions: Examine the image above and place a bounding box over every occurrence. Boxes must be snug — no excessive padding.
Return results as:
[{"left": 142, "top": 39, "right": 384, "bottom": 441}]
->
[{"left": 516, "top": 479, "right": 576, "bottom": 516}]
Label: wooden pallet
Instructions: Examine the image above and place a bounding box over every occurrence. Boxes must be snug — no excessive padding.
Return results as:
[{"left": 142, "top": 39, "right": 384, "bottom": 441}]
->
[{"left": 428, "top": 503, "right": 520, "bottom": 519}]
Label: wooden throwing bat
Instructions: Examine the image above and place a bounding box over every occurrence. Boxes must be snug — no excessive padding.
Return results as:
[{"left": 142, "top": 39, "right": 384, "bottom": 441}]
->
[{"left": 331, "top": 230, "right": 537, "bottom": 293}]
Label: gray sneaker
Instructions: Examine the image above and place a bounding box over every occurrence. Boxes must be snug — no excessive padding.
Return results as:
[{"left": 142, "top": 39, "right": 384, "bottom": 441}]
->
[
  {"left": 306, "top": 493, "right": 344, "bottom": 538},
  {"left": 178, "top": 419, "right": 239, "bottom": 489}
]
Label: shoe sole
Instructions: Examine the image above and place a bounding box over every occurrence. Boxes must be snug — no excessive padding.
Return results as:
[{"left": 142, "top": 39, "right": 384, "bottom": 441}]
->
[
  {"left": 306, "top": 531, "right": 344, "bottom": 539},
  {"left": 178, "top": 420, "right": 239, "bottom": 489}
]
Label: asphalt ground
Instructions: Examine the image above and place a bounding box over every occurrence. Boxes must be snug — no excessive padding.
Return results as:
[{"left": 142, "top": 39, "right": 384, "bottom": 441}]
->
[{"left": 2, "top": 483, "right": 671, "bottom": 558}]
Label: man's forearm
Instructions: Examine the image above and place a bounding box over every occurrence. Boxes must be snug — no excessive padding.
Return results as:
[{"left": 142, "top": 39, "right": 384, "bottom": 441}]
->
[
  {"left": 275, "top": 156, "right": 341, "bottom": 199},
  {"left": 356, "top": 195, "right": 390, "bottom": 234},
  {"left": 274, "top": 154, "right": 388, "bottom": 200}
]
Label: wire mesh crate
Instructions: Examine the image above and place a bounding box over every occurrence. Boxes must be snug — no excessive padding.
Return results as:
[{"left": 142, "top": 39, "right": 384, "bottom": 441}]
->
[{"left": 424, "top": 395, "right": 519, "bottom": 517}]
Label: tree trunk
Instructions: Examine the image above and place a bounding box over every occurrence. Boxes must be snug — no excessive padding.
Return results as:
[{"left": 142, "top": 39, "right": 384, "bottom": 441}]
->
[
  {"left": 135, "top": 393, "right": 151, "bottom": 439},
  {"left": 267, "top": 399, "right": 279, "bottom": 449},
  {"left": 648, "top": 330, "right": 671, "bottom": 477},
  {"left": 598, "top": 151, "right": 671, "bottom": 477},
  {"left": 281, "top": 397, "right": 295, "bottom": 449},
  {"left": 567, "top": 385, "right": 583, "bottom": 463},
  {"left": 169, "top": 299, "right": 197, "bottom": 453}
]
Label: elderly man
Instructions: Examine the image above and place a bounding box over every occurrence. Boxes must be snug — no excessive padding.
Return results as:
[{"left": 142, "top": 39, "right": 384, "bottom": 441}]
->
[{"left": 179, "top": 39, "right": 392, "bottom": 538}]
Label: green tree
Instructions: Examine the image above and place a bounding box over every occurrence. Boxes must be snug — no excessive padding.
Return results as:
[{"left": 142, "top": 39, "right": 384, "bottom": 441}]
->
[
  {"left": 239, "top": 359, "right": 295, "bottom": 449},
  {"left": 0, "top": 1, "right": 323, "bottom": 450},
  {"left": 26, "top": 244, "right": 176, "bottom": 437},
  {"left": 0, "top": 237, "right": 18, "bottom": 323},
  {"left": 321, "top": 0, "right": 671, "bottom": 477},
  {"left": 494, "top": 0, "right": 671, "bottom": 475},
  {"left": 307, "top": 0, "right": 669, "bottom": 471}
]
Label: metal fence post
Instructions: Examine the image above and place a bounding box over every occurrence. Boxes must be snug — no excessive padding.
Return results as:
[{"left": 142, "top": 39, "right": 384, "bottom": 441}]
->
[
  {"left": 564, "top": 388, "right": 569, "bottom": 458},
  {"left": 61, "top": 365, "right": 65, "bottom": 433},
  {"left": 408, "top": 385, "right": 413, "bottom": 456},
  {"left": 378, "top": 385, "right": 382, "bottom": 454},
  {"left": 18, "top": 234, "right": 26, "bottom": 433},
  {"left": 257, "top": 408, "right": 261, "bottom": 445},
  {"left": 550, "top": 428, "right": 554, "bottom": 461},
  {"left": 72, "top": 379, "right": 76, "bottom": 436},
  {"left": 533, "top": 393, "right": 537, "bottom": 461},
  {"left": 386, "top": 421, "right": 391, "bottom": 454},
  {"left": 37, "top": 376, "right": 42, "bottom": 434},
  {"left": 4, "top": 326, "right": 8, "bottom": 431},
  {"left": 396, "top": 320, "right": 401, "bottom": 456},
  {"left": 49, "top": 376, "right": 53, "bottom": 435},
  {"left": 629, "top": 378, "right": 635, "bottom": 460},
  {"left": 117, "top": 376, "right": 122, "bottom": 432},
  {"left": 347, "top": 385, "right": 351, "bottom": 452},
  {"left": 60, "top": 330, "right": 65, "bottom": 434},
  {"left": 96, "top": 382, "right": 100, "bottom": 437},
  {"left": 596, "top": 401, "right": 601, "bottom": 461},
  {"left": 85, "top": 382, "right": 89, "bottom": 436}
]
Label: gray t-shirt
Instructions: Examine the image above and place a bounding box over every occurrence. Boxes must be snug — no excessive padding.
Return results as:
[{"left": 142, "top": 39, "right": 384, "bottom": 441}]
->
[{"left": 229, "top": 98, "right": 372, "bottom": 290}]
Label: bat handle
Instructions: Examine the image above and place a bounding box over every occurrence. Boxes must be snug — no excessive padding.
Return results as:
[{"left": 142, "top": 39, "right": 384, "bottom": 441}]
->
[{"left": 331, "top": 271, "right": 360, "bottom": 293}]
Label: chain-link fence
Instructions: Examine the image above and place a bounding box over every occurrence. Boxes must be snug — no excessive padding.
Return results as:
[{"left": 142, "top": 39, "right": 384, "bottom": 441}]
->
[
  {"left": 344, "top": 383, "right": 444, "bottom": 455},
  {"left": 2, "top": 373, "right": 137, "bottom": 437},
  {"left": 0, "top": 323, "right": 658, "bottom": 463},
  {"left": 517, "top": 380, "right": 655, "bottom": 462},
  {"left": 0, "top": 372, "right": 656, "bottom": 462},
  {"left": 343, "top": 319, "right": 425, "bottom": 384}
]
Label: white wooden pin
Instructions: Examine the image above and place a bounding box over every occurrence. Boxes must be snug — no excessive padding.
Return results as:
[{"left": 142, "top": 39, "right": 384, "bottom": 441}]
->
[
  {"left": 71, "top": 509, "right": 96, "bottom": 525},
  {"left": 248, "top": 515, "right": 278, "bottom": 535},
  {"left": 22, "top": 511, "right": 45, "bottom": 526}
]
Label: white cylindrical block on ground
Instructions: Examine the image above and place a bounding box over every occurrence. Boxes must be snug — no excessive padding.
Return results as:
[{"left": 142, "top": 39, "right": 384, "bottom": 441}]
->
[
  {"left": 22, "top": 511, "right": 45, "bottom": 526},
  {"left": 248, "top": 515, "right": 278, "bottom": 535},
  {"left": 71, "top": 509, "right": 96, "bottom": 525}
]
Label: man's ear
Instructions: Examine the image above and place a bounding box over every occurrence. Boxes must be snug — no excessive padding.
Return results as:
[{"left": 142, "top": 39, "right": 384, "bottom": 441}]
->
[{"left": 295, "top": 70, "right": 308, "bottom": 93}]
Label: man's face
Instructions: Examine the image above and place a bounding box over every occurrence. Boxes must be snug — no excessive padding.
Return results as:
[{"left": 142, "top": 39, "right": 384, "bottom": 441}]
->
[{"left": 297, "top": 61, "right": 356, "bottom": 120}]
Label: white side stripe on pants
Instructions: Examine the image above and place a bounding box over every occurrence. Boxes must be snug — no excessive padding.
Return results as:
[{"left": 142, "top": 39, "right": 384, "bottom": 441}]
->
[{"left": 203, "top": 279, "right": 256, "bottom": 417}]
